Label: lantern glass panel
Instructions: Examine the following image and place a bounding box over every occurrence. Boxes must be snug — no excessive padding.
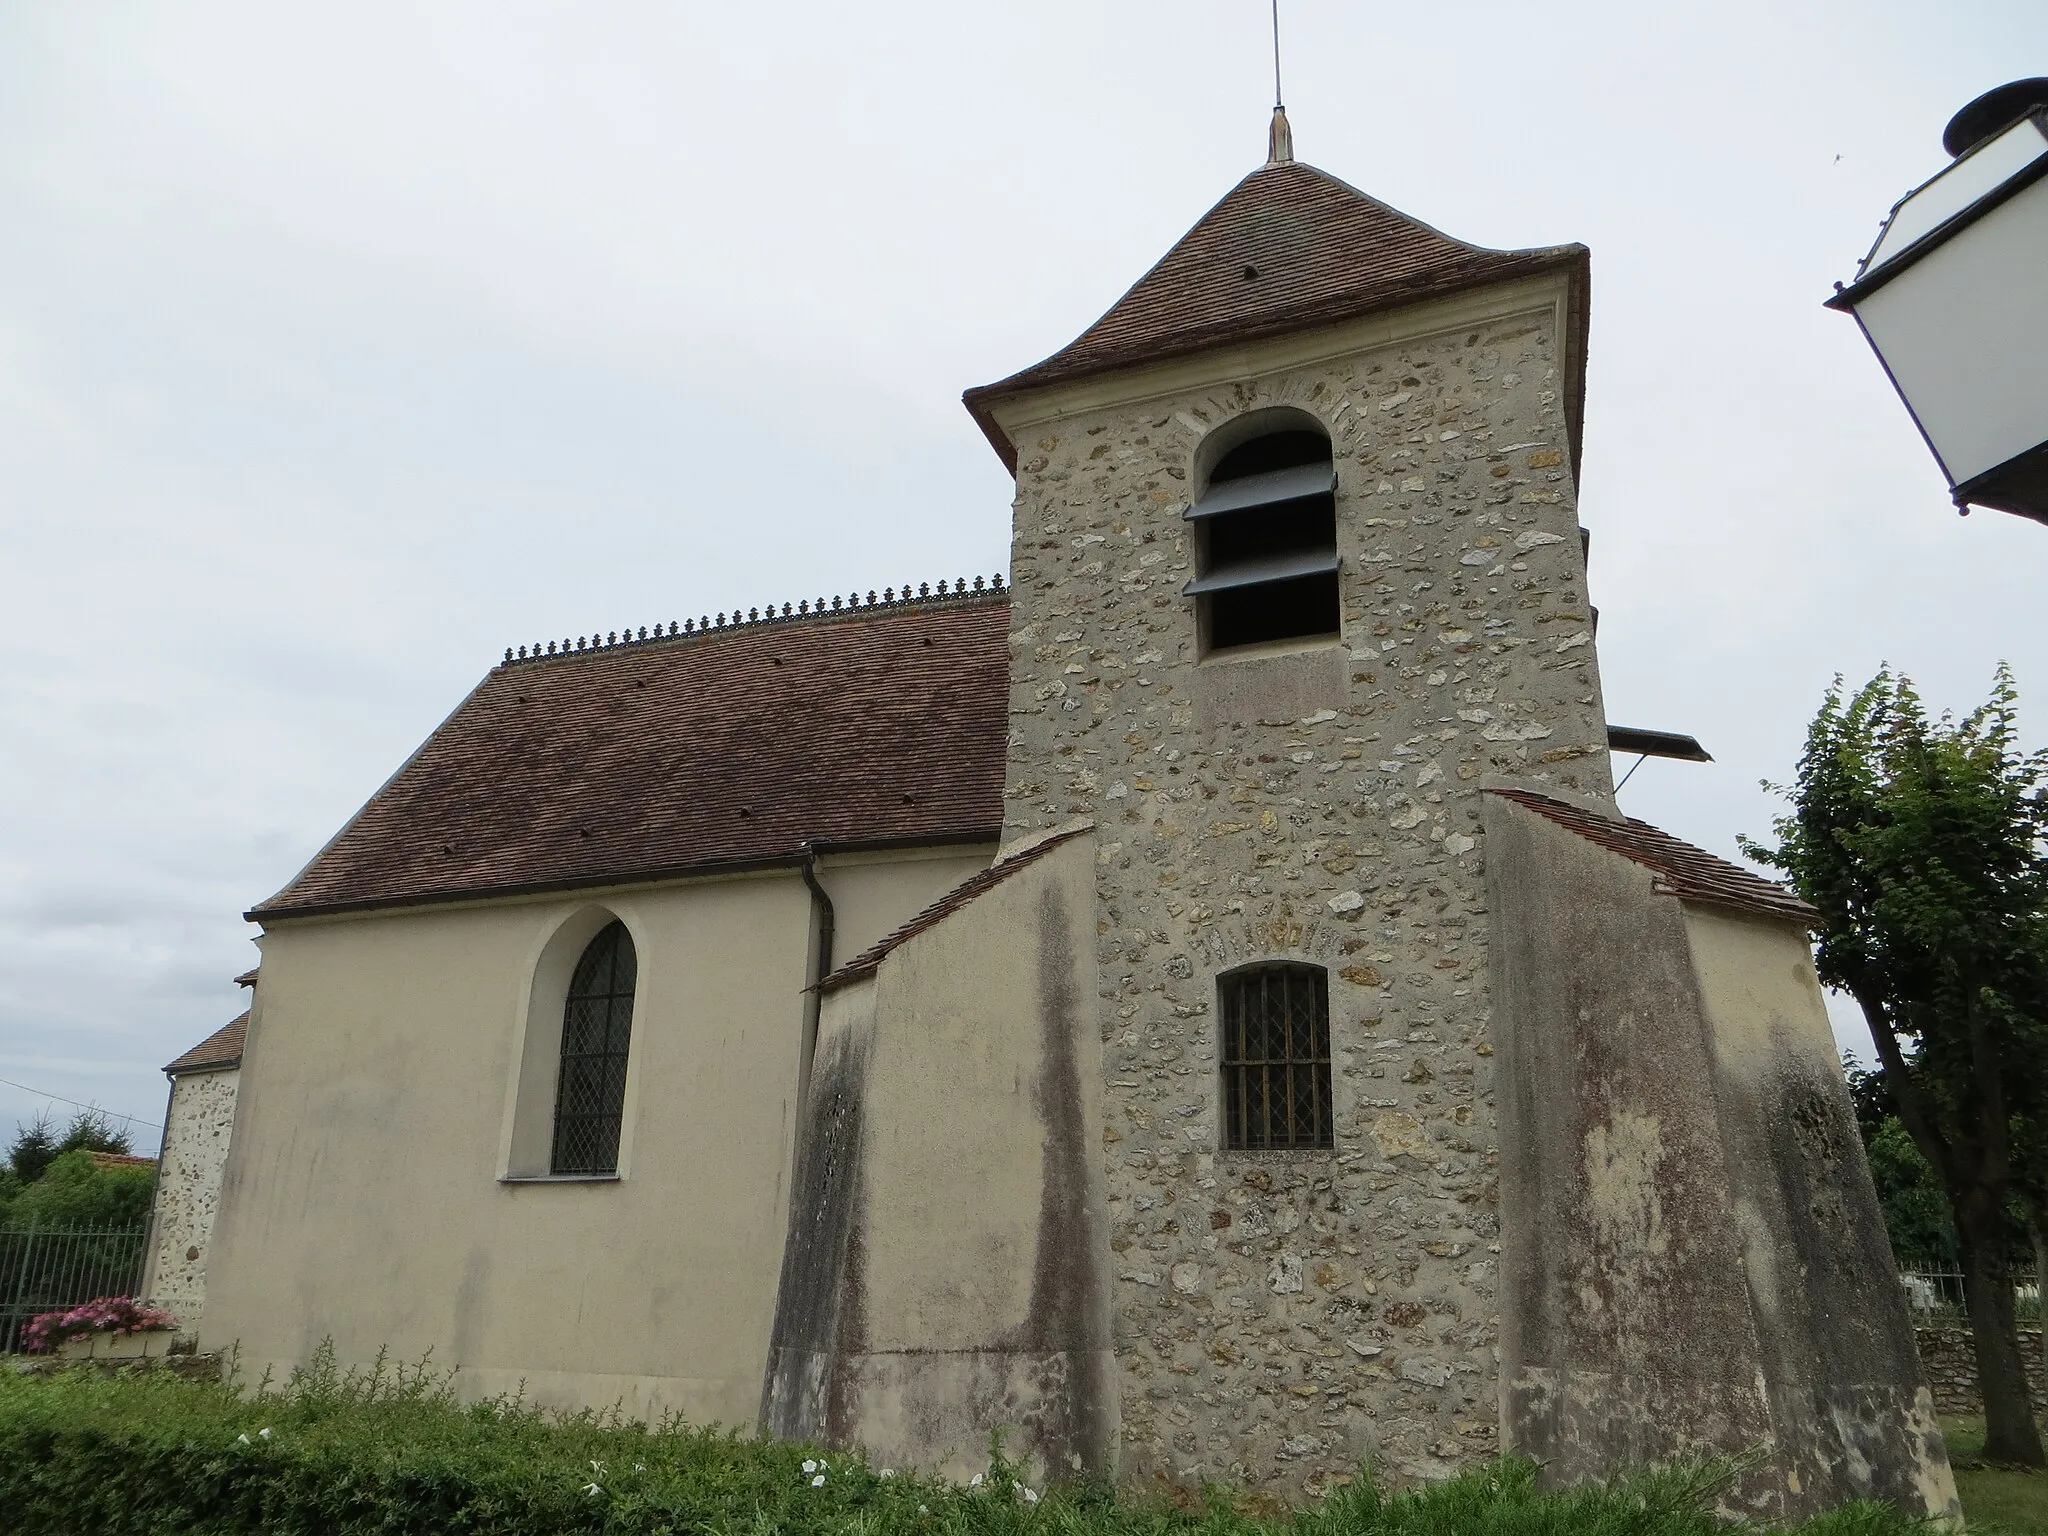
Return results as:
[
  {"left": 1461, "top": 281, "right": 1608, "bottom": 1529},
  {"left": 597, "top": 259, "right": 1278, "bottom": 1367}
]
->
[{"left": 1864, "top": 117, "right": 2048, "bottom": 274}]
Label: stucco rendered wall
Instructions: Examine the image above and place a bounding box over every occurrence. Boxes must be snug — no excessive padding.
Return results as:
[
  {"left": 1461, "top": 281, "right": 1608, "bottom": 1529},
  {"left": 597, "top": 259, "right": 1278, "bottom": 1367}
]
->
[
  {"left": 1485, "top": 795, "right": 1957, "bottom": 1521},
  {"left": 143, "top": 1065, "right": 240, "bottom": 1334},
  {"left": 206, "top": 847, "right": 988, "bottom": 1424},
  {"left": 765, "top": 831, "right": 1115, "bottom": 1482},
  {"left": 1685, "top": 906, "right": 1956, "bottom": 1518},
  {"left": 816, "top": 847, "right": 999, "bottom": 962},
  {"left": 985, "top": 277, "right": 1611, "bottom": 1493}
]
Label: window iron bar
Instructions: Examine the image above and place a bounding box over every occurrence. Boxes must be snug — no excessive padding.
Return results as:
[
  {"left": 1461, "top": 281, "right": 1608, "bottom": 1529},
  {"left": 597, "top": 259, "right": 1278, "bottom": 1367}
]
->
[{"left": 1221, "top": 964, "right": 1333, "bottom": 1151}]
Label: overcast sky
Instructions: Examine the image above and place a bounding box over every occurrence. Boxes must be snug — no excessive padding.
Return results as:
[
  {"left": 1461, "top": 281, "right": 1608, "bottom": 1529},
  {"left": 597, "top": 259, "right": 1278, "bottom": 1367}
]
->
[{"left": 2, "top": 2, "right": 2043, "bottom": 1149}]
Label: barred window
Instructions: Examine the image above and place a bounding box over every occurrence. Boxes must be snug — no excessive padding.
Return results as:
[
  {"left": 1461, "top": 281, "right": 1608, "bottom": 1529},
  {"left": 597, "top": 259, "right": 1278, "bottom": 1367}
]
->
[
  {"left": 551, "top": 920, "right": 637, "bottom": 1175},
  {"left": 1220, "top": 963, "right": 1333, "bottom": 1150}
]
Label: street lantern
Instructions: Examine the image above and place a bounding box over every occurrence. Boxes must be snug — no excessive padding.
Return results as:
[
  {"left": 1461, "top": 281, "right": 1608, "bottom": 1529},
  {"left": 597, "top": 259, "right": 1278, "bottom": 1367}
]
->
[{"left": 1828, "top": 79, "right": 2048, "bottom": 525}]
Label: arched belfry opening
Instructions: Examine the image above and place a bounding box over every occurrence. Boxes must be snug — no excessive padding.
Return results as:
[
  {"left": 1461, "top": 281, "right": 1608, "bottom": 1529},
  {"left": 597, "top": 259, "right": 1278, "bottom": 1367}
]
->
[{"left": 1185, "top": 412, "right": 1339, "bottom": 653}]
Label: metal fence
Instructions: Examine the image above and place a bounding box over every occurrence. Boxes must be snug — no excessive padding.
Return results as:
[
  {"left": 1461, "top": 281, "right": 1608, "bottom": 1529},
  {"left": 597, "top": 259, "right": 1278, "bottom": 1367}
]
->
[
  {"left": 1900, "top": 1266, "right": 2044, "bottom": 1325},
  {"left": 0, "top": 1224, "right": 149, "bottom": 1353}
]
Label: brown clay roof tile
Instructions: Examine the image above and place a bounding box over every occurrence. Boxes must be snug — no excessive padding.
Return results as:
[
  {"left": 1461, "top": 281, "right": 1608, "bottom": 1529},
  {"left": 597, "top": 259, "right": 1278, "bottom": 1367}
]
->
[
  {"left": 1490, "top": 788, "right": 1819, "bottom": 927},
  {"left": 164, "top": 1012, "right": 248, "bottom": 1075},
  {"left": 964, "top": 160, "right": 1588, "bottom": 470},
  {"left": 88, "top": 1151, "right": 158, "bottom": 1171},
  {"left": 252, "top": 591, "right": 1011, "bottom": 921}
]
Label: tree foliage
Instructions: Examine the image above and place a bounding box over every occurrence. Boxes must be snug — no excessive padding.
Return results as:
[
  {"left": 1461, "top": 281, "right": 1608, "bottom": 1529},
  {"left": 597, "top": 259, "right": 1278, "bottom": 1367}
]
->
[
  {"left": 1846, "top": 1061, "right": 2043, "bottom": 1274},
  {"left": 1745, "top": 665, "right": 2048, "bottom": 1466},
  {"left": 1, "top": 1149, "right": 157, "bottom": 1228},
  {"left": 0, "top": 1110, "right": 150, "bottom": 1228},
  {"left": 4, "top": 1115, "right": 63, "bottom": 1184}
]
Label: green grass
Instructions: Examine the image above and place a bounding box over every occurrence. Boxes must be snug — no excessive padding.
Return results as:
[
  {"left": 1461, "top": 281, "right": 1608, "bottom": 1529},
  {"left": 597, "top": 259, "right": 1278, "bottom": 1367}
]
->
[
  {"left": 0, "top": 1351, "right": 1937, "bottom": 1535},
  {"left": 1942, "top": 1416, "right": 2048, "bottom": 1534}
]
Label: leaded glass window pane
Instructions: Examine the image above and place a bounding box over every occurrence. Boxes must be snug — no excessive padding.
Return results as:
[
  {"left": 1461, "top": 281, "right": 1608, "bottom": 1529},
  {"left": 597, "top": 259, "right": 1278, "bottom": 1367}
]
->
[
  {"left": 551, "top": 920, "right": 637, "bottom": 1175},
  {"left": 1220, "top": 964, "right": 1333, "bottom": 1151}
]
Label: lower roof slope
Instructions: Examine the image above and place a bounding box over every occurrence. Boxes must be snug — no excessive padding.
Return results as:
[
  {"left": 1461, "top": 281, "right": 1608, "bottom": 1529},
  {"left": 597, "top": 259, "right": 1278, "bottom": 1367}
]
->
[
  {"left": 253, "top": 588, "right": 1011, "bottom": 921},
  {"left": 165, "top": 1013, "right": 248, "bottom": 1076},
  {"left": 819, "top": 827, "right": 1088, "bottom": 992},
  {"left": 1490, "top": 789, "right": 1819, "bottom": 926}
]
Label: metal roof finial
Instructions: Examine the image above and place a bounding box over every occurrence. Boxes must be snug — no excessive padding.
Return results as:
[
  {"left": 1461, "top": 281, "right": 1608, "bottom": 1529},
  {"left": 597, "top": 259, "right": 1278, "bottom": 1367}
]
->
[{"left": 1266, "top": 0, "right": 1292, "bottom": 164}]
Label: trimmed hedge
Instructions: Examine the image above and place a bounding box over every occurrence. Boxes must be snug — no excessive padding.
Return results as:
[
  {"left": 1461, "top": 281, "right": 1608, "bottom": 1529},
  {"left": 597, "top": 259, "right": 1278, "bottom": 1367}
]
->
[{"left": 0, "top": 1350, "right": 1916, "bottom": 1535}]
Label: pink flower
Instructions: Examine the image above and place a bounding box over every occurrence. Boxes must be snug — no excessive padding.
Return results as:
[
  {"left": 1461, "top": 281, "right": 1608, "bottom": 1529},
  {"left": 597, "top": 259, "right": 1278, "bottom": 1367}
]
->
[{"left": 22, "top": 1296, "right": 177, "bottom": 1352}]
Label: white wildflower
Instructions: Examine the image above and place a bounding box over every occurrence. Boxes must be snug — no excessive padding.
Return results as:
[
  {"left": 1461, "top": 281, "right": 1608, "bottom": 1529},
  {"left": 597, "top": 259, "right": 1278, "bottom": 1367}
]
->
[
  {"left": 234, "top": 1434, "right": 250, "bottom": 1446},
  {"left": 918, "top": 1506, "right": 930, "bottom": 1516},
  {"left": 583, "top": 1483, "right": 603, "bottom": 1497},
  {"left": 802, "top": 1459, "right": 820, "bottom": 1474},
  {"left": 589, "top": 1459, "right": 607, "bottom": 1475},
  {"left": 811, "top": 1473, "right": 827, "bottom": 1488},
  {"left": 258, "top": 1428, "right": 274, "bottom": 1440},
  {"left": 878, "top": 1468, "right": 896, "bottom": 1479},
  {"left": 1023, "top": 1487, "right": 1040, "bottom": 1504},
  {"left": 634, "top": 1463, "right": 646, "bottom": 1473},
  {"left": 969, "top": 1473, "right": 985, "bottom": 1487}
]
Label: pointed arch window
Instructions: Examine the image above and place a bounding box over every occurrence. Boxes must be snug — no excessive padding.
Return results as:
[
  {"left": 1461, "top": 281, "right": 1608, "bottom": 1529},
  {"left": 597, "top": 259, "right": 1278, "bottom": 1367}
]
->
[
  {"left": 551, "top": 920, "right": 637, "bottom": 1175},
  {"left": 1220, "top": 963, "right": 1333, "bottom": 1150}
]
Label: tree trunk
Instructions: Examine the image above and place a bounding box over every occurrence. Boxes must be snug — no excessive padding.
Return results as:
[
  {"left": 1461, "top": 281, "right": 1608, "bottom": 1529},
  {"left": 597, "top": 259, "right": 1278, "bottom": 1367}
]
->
[{"left": 1957, "top": 1194, "right": 2046, "bottom": 1466}]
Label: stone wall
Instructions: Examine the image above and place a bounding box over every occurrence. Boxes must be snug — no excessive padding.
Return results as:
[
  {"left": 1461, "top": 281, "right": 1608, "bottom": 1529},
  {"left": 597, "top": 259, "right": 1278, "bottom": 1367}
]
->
[
  {"left": 994, "top": 278, "right": 1610, "bottom": 1494},
  {"left": 1914, "top": 1327, "right": 2047, "bottom": 1417},
  {"left": 144, "top": 1065, "right": 239, "bottom": 1334}
]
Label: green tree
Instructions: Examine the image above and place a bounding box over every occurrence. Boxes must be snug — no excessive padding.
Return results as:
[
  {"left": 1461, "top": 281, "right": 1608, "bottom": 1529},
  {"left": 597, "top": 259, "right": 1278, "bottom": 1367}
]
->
[
  {"left": 50, "top": 1108, "right": 133, "bottom": 1161},
  {"left": 2, "top": 1149, "right": 155, "bottom": 1228},
  {"left": 1746, "top": 665, "right": 2048, "bottom": 1466},
  {"left": 0, "top": 1110, "right": 150, "bottom": 1229},
  {"left": 4, "top": 1115, "right": 62, "bottom": 1184}
]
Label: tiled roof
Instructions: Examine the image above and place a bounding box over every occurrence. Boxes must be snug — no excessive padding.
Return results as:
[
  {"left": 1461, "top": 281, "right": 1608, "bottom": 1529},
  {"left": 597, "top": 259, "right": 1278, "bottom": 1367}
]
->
[
  {"left": 818, "top": 827, "right": 1090, "bottom": 992},
  {"left": 88, "top": 1151, "right": 157, "bottom": 1171},
  {"left": 965, "top": 160, "right": 1588, "bottom": 470},
  {"left": 1490, "top": 789, "right": 1819, "bottom": 926},
  {"left": 252, "top": 590, "right": 1012, "bottom": 921},
  {"left": 165, "top": 1013, "right": 248, "bottom": 1076},
  {"left": 233, "top": 968, "right": 259, "bottom": 988}
]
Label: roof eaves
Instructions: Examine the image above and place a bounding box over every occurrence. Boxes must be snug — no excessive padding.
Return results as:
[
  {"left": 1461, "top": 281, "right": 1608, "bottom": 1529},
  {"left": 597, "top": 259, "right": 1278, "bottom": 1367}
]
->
[
  {"left": 965, "top": 246, "right": 1589, "bottom": 477},
  {"left": 248, "top": 827, "right": 1006, "bottom": 925}
]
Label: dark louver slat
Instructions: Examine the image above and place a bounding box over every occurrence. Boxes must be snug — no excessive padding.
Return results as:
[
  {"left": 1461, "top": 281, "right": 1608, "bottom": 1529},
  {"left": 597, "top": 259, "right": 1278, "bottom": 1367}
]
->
[
  {"left": 1185, "top": 461, "right": 1336, "bottom": 520},
  {"left": 1184, "top": 548, "right": 1339, "bottom": 596}
]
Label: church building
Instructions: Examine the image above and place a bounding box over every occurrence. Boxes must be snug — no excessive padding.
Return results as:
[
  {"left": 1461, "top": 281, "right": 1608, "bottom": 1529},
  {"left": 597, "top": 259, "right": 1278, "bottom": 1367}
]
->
[{"left": 197, "top": 114, "right": 1957, "bottom": 1517}]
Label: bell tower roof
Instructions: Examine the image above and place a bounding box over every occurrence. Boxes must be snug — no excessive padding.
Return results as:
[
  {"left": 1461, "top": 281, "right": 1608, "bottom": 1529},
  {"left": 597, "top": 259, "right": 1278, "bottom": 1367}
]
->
[{"left": 965, "top": 159, "right": 1588, "bottom": 472}]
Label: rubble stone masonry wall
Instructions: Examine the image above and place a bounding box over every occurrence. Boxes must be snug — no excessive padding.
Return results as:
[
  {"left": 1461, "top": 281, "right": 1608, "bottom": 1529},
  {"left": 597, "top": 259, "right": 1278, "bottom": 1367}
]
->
[
  {"left": 1914, "top": 1327, "right": 2046, "bottom": 1417},
  {"left": 994, "top": 281, "right": 1612, "bottom": 1494},
  {"left": 145, "top": 1067, "right": 240, "bottom": 1334}
]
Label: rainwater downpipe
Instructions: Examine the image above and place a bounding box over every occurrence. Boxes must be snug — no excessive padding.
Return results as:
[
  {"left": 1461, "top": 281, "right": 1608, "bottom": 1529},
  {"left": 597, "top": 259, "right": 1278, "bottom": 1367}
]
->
[{"left": 794, "top": 843, "right": 836, "bottom": 1169}]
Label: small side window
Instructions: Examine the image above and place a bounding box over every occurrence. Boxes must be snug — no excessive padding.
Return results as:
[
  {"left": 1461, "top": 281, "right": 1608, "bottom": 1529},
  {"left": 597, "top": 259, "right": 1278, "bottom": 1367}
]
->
[
  {"left": 1186, "top": 429, "right": 1339, "bottom": 653},
  {"left": 1219, "top": 963, "right": 1333, "bottom": 1150},
  {"left": 551, "top": 920, "right": 637, "bottom": 1175}
]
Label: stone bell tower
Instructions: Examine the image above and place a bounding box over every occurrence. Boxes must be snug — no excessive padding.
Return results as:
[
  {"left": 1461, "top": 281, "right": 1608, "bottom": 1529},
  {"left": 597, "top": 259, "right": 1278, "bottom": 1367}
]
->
[
  {"left": 952, "top": 118, "right": 1955, "bottom": 1517},
  {"left": 962, "top": 120, "right": 1609, "bottom": 1489}
]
